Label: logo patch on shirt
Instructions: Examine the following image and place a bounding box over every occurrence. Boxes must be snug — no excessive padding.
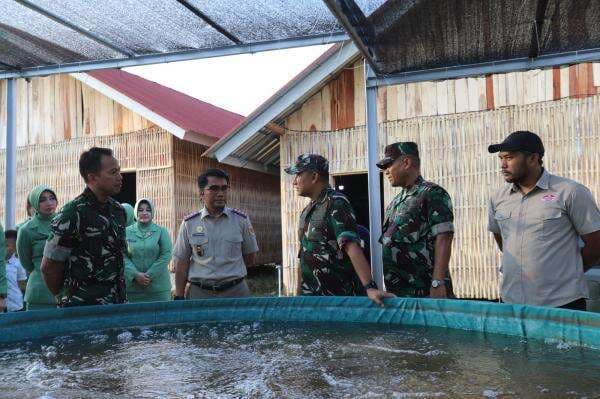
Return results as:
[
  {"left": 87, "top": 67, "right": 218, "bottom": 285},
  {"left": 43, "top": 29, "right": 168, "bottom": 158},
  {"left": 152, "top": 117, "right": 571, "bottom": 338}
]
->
[
  {"left": 541, "top": 193, "right": 558, "bottom": 203},
  {"left": 196, "top": 226, "right": 204, "bottom": 233}
]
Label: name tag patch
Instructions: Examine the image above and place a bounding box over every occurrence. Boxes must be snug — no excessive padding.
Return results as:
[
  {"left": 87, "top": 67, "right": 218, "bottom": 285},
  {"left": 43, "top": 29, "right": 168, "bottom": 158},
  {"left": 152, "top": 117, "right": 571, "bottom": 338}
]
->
[{"left": 541, "top": 193, "right": 558, "bottom": 203}]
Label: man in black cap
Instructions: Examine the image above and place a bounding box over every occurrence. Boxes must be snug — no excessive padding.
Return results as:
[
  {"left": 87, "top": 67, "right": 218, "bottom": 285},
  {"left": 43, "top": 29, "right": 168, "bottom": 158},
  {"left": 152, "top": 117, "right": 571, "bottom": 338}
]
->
[
  {"left": 377, "top": 142, "right": 455, "bottom": 298},
  {"left": 488, "top": 130, "right": 600, "bottom": 310},
  {"left": 285, "top": 153, "right": 393, "bottom": 306}
]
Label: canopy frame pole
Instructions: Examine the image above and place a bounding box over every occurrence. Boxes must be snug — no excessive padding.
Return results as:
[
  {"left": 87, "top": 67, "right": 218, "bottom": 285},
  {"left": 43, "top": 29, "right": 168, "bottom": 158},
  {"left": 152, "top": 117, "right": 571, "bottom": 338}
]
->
[
  {"left": 5, "top": 78, "right": 17, "bottom": 228},
  {"left": 365, "top": 62, "right": 384, "bottom": 289}
]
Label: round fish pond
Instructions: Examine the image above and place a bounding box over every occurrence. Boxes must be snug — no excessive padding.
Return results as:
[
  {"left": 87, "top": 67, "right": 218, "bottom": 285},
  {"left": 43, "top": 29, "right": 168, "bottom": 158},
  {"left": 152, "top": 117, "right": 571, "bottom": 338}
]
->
[{"left": 0, "top": 297, "right": 599, "bottom": 398}]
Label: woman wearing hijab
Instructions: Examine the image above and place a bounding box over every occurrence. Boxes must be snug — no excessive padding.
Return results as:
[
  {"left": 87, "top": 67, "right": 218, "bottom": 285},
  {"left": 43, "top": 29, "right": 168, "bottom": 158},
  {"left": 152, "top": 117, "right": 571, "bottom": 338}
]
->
[
  {"left": 124, "top": 198, "right": 173, "bottom": 302},
  {"left": 121, "top": 203, "right": 135, "bottom": 227},
  {"left": 16, "top": 185, "right": 58, "bottom": 310}
]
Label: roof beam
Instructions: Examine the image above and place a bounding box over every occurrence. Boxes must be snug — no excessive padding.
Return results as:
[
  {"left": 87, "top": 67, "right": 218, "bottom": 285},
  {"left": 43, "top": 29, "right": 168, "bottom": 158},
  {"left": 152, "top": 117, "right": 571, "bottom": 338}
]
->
[
  {"left": 322, "top": 0, "right": 379, "bottom": 73},
  {"left": 221, "top": 155, "right": 279, "bottom": 175},
  {"left": 235, "top": 131, "right": 276, "bottom": 161},
  {"left": 529, "top": 0, "right": 550, "bottom": 58},
  {"left": 0, "top": 32, "right": 347, "bottom": 79},
  {"left": 175, "top": 0, "right": 242, "bottom": 45},
  {"left": 0, "top": 61, "right": 18, "bottom": 70},
  {"left": 210, "top": 41, "right": 359, "bottom": 162},
  {"left": 13, "top": 0, "right": 135, "bottom": 57},
  {"left": 368, "top": 47, "right": 600, "bottom": 88}
]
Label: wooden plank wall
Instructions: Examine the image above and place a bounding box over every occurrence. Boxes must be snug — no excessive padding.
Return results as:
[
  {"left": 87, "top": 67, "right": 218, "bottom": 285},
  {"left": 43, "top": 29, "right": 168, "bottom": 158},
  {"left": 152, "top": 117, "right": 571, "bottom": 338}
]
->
[
  {"left": 173, "top": 138, "right": 282, "bottom": 266},
  {"left": 0, "top": 74, "right": 156, "bottom": 149},
  {"left": 284, "top": 62, "right": 600, "bottom": 129}
]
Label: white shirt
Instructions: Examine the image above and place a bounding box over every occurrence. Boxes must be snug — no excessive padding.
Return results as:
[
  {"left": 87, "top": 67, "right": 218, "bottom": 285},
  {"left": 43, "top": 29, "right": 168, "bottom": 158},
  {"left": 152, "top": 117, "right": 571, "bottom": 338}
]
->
[{"left": 6, "top": 255, "right": 27, "bottom": 312}]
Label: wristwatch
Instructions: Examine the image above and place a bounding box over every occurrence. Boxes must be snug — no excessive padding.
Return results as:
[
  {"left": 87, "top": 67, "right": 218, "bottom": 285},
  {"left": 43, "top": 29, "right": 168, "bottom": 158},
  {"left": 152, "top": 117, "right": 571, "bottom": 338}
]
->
[
  {"left": 363, "top": 280, "right": 378, "bottom": 291},
  {"left": 431, "top": 279, "right": 446, "bottom": 288}
]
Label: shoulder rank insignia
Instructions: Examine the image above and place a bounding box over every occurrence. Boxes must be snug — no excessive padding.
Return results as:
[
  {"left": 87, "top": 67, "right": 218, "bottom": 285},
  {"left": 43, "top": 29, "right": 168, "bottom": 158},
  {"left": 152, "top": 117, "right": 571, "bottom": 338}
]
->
[
  {"left": 231, "top": 208, "right": 248, "bottom": 219},
  {"left": 184, "top": 211, "right": 201, "bottom": 221}
]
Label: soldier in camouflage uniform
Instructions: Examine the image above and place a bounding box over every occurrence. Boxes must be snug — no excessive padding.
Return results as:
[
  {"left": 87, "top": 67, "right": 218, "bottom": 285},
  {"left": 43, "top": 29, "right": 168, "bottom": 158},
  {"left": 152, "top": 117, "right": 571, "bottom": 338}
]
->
[
  {"left": 377, "top": 142, "right": 455, "bottom": 298},
  {"left": 42, "top": 147, "right": 127, "bottom": 307},
  {"left": 285, "top": 153, "right": 394, "bottom": 306}
]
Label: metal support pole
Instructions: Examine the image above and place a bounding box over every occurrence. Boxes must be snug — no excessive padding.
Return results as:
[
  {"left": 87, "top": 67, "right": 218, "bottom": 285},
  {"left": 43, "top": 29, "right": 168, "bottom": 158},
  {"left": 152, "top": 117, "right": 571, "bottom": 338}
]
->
[
  {"left": 5, "top": 78, "right": 17, "bottom": 228},
  {"left": 276, "top": 264, "right": 282, "bottom": 297},
  {"left": 365, "top": 63, "right": 384, "bottom": 289}
]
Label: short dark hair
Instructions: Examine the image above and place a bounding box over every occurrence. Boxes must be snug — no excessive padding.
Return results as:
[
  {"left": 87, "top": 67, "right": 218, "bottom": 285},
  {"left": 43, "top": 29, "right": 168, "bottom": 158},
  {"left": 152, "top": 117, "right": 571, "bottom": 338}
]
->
[
  {"left": 520, "top": 150, "right": 544, "bottom": 166},
  {"left": 5, "top": 229, "right": 17, "bottom": 241},
  {"left": 316, "top": 170, "right": 329, "bottom": 183},
  {"left": 79, "top": 147, "right": 114, "bottom": 182},
  {"left": 197, "top": 168, "right": 230, "bottom": 190}
]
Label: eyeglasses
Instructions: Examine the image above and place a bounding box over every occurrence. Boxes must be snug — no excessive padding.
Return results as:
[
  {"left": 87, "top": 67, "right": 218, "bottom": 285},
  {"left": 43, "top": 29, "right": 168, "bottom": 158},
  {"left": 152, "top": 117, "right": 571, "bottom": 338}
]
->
[{"left": 206, "top": 185, "right": 229, "bottom": 192}]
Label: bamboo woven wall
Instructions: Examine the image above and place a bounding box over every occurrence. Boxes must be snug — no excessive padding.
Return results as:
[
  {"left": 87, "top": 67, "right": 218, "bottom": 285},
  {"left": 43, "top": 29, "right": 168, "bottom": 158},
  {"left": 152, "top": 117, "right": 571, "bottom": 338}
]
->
[
  {"left": 173, "top": 138, "right": 282, "bottom": 265},
  {"left": 0, "top": 127, "right": 174, "bottom": 233},
  {"left": 280, "top": 95, "right": 600, "bottom": 298}
]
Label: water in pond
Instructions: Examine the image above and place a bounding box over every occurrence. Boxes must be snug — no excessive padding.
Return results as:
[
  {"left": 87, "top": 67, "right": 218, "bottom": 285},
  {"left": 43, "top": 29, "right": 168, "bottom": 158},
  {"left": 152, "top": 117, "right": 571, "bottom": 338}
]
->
[{"left": 0, "top": 322, "right": 598, "bottom": 398}]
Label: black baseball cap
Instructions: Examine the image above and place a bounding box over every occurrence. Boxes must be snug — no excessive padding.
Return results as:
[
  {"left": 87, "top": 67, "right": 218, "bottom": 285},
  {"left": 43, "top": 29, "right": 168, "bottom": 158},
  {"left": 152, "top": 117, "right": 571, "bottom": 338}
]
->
[{"left": 488, "top": 130, "right": 545, "bottom": 157}]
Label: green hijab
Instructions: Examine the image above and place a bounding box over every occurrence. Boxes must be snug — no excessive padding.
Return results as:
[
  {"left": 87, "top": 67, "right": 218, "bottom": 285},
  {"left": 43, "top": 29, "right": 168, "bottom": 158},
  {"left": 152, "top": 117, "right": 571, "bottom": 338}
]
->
[
  {"left": 134, "top": 198, "right": 155, "bottom": 229},
  {"left": 28, "top": 185, "right": 57, "bottom": 222},
  {"left": 122, "top": 203, "right": 135, "bottom": 227}
]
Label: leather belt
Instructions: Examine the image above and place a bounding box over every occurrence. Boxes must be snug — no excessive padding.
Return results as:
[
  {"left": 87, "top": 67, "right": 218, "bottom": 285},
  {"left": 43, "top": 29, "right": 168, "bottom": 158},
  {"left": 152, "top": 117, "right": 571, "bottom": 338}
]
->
[{"left": 189, "top": 277, "right": 244, "bottom": 292}]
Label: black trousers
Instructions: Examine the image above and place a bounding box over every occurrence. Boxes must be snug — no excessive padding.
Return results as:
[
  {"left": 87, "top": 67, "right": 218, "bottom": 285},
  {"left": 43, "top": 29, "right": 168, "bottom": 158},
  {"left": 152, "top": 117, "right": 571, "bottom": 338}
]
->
[
  {"left": 558, "top": 298, "right": 587, "bottom": 311},
  {"left": 499, "top": 297, "right": 587, "bottom": 311}
]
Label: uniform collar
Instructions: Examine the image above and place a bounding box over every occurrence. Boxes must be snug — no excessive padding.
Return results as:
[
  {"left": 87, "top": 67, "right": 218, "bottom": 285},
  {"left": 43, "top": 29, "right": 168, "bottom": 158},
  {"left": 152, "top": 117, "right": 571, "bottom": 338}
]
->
[
  {"left": 314, "top": 185, "right": 333, "bottom": 205},
  {"left": 404, "top": 176, "right": 425, "bottom": 195},
  {"left": 27, "top": 215, "right": 50, "bottom": 232},
  {"left": 132, "top": 221, "right": 158, "bottom": 236},
  {"left": 82, "top": 186, "right": 116, "bottom": 209},
  {"left": 510, "top": 168, "right": 549, "bottom": 193},
  {"left": 200, "top": 206, "right": 229, "bottom": 219}
]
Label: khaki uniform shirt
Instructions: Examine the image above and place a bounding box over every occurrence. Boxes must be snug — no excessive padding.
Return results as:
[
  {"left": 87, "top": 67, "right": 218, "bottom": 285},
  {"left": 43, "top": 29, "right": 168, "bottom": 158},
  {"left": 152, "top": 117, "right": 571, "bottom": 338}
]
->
[
  {"left": 488, "top": 170, "right": 600, "bottom": 307},
  {"left": 172, "top": 207, "right": 259, "bottom": 284}
]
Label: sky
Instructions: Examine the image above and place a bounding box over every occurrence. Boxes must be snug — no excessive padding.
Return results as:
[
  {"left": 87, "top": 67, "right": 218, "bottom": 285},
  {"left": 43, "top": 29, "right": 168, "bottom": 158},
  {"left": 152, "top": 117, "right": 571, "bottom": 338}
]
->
[{"left": 125, "top": 44, "right": 331, "bottom": 116}]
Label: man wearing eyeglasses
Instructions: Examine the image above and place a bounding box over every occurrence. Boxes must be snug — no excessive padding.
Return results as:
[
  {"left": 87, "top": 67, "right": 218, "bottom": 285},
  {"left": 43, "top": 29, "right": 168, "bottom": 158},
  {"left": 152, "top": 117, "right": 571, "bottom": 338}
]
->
[{"left": 173, "top": 168, "right": 259, "bottom": 299}]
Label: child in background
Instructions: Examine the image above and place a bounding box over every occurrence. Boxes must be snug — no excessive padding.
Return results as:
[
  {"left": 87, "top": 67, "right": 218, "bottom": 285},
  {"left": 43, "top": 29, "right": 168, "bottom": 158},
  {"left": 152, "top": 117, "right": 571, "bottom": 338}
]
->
[{"left": 4, "top": 230, "right": 27, "bottom": 312}]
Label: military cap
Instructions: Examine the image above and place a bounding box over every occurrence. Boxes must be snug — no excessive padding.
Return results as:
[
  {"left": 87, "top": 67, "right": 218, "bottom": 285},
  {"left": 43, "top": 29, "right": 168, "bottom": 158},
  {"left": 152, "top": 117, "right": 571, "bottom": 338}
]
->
[
  {"left": 284, "top": 153, "right": 329, "bottom": 175},
  {"left": 376, "top": 142, "right": 419, "bottom": 169}
]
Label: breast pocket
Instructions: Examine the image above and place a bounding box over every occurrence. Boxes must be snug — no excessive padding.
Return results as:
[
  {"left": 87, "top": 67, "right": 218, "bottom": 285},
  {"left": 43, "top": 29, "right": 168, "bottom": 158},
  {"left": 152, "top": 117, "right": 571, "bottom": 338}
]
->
[
  {"left": 540, "top": 208, "right": 567, "bottom": 238},
  {"left": 307, "top": 218, "right": 327, "bottom": 242},
  {"left": 226, "top": 234, "right": 243, "bottom": 260},
  {"left": 493, "top": 210, "right": 513, "bottom": 238},
  {"left": 190, "top": 236, "right": 209, "bottom": 259}
]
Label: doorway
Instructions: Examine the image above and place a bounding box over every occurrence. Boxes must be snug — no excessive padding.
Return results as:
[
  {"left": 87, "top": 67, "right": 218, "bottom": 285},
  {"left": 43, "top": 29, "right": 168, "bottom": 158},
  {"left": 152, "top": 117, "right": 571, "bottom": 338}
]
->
[
  {"left": 113, "top": 171, "right": 136, "bottom": 206},
  {"left": 333, "top": 173, "right": 385, "bottom": 229}
]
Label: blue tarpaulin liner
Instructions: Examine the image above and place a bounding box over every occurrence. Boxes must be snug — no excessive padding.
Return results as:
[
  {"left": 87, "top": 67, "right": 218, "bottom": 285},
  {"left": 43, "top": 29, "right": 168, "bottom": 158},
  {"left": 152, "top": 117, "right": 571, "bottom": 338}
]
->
[{"left": 1, "top": 297, "right": 599, "bottom": 349}]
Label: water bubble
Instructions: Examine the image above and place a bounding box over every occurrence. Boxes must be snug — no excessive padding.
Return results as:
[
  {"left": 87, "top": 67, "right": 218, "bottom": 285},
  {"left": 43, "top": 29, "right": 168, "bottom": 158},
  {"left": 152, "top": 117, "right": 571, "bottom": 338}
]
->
[
  {"left": 117, "top": 331, "right": 133, "bottom": 343},
  {"left": 482, "top": 389, "right": 500, "bottom": 398},
  {"left": 88, "top": 334, "right": 109, "bottom": 344}
]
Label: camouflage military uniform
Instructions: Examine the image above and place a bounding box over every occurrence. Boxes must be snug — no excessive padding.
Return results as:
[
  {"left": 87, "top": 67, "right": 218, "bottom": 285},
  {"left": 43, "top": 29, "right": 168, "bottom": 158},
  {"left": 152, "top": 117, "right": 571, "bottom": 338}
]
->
[
  {"left": 297, "top": 186, "right": 363, "bottom": 296},
  {"left": 381, "top": 176, "right": 454, "bottom": 297},
  {"left": 43, "top": 187, "right": 127, "bottom": 307},
  {"left": 286, "top": 153, "right": 363, "bottom": 296}
]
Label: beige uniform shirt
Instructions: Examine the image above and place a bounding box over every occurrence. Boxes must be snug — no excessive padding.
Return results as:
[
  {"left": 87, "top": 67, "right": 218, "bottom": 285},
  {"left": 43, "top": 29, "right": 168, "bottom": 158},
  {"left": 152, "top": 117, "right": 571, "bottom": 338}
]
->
[
  {"left": 172, "top": 207, "right": 259, "bottom": 284},
  {"left": 488, "top": 170, "right": 600, "bottom": 307}
]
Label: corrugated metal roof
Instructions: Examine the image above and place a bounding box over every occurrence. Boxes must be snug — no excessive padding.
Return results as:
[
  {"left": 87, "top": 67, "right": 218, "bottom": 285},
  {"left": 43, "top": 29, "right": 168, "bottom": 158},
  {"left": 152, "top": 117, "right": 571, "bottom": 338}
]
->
[{"left": 88, "top": 69, "right": 244, "bottom": 141}]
